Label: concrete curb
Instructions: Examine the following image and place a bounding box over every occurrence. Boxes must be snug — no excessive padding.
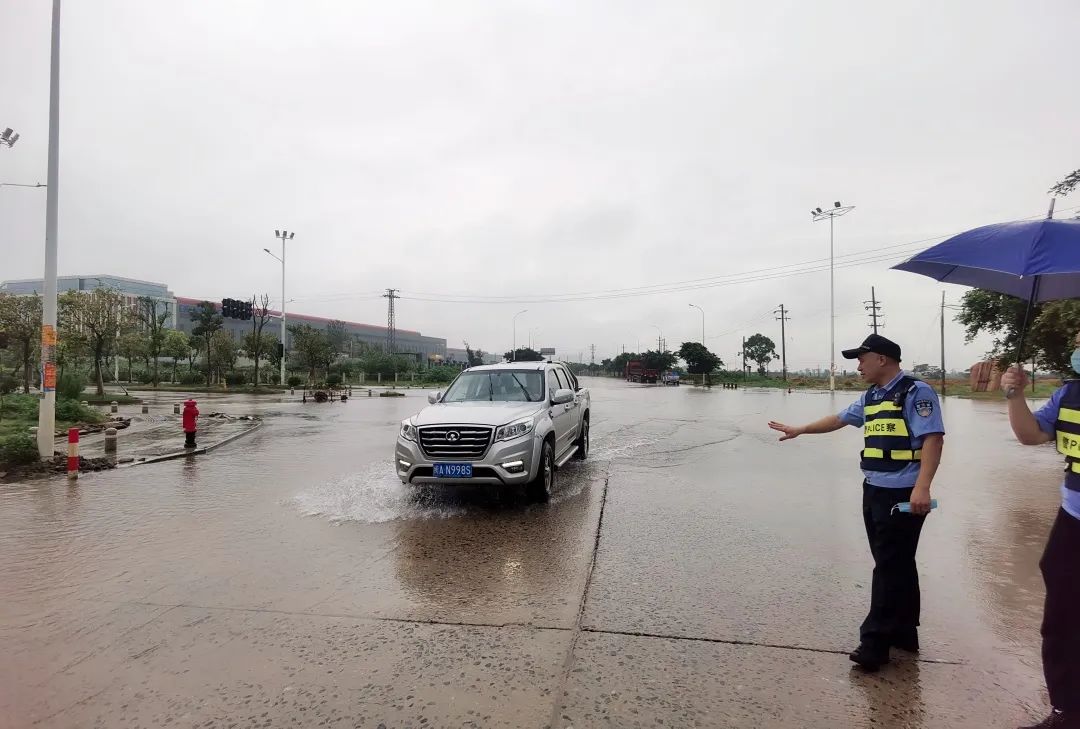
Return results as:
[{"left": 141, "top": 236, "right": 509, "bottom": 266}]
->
[{"left": 120, "top": 420, "right": 263, "bottom": 467}]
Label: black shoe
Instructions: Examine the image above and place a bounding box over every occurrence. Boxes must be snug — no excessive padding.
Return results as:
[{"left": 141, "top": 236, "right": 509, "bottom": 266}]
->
[
  {"left": 848, "top": 642, "right": 889, "bottom": 672},
  {"left": 890, "top": 628, "right": 919, "bottom": 653},
  {"left": 1019, "top": 711, "right": 1080, "bottom": 729}
]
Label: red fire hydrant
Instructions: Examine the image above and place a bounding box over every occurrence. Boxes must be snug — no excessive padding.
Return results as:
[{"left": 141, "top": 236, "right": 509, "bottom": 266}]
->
[{"left": 182, "top": 399, "right": 199, "bottom": 449}]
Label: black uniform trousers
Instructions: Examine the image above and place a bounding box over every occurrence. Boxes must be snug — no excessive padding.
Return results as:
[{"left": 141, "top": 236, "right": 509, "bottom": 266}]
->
[
  {"left": 1041, "top": 508, "right": 1080, "bottom": 712},
  {"left": 860, "top": 482, "right": 927, "bottom": 646}
]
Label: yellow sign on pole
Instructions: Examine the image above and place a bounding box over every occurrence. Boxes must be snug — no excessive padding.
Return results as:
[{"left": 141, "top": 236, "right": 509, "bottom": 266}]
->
[{"left": 42, "top": 325, "right": 57, "bottom": 346}]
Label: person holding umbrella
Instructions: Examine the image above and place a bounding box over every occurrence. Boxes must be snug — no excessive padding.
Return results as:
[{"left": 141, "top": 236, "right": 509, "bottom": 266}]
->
[
  {"left": 768, "top": 333, "right": 945, "bottom": 671},
  {"left": 1001, "top": 356, "right": 1080, "bottom": 729},
  {"left": 892, "top": 211, "right": 1080, "bottom": 726}
]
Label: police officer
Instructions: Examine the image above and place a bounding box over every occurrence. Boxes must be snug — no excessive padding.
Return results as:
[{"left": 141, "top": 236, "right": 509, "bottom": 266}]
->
[
  {"left": 1003, "top": 341, "right": 1080, "bottom": 729},
  {"left": 768, "top": 333, "right": 945, "bottom": 671}
]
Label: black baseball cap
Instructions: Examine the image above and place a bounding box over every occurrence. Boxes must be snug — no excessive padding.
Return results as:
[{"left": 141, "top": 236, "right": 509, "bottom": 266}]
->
[{"left": 842, "top": 333, "right": 902, "bottom": 362}]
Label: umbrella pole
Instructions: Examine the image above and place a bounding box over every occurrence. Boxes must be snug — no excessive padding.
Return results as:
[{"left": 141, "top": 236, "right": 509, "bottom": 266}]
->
[{"left": 1006, "top": 275, "right": 1041, "bottom": 398}]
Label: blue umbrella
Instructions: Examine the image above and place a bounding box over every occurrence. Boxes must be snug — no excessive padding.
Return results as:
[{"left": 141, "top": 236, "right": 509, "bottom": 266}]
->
[
  {"left": 892, "top": 218, "right": 1080, "bottom": 302},
  {"left": 892, "top": 215, "right": 1080, "bottom": 381}
]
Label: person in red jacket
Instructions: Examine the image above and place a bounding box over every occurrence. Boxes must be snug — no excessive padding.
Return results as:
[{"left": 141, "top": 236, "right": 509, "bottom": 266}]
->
[{"left": 182, "top": 399, "right": 199, "bottom": 449}]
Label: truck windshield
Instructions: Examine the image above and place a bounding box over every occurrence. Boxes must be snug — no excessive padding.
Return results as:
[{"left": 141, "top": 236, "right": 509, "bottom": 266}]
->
[{"left": 442, "top": 371, "right": 545, "bottom": 403}]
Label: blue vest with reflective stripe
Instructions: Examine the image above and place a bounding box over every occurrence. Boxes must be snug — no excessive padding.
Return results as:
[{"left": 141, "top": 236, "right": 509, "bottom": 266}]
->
[
  {"left": 860, "top": 375, "right": 920, "bottom": 473},
  {"left": 1054, "top": 380, "right": 1080, "bottom": 493}
]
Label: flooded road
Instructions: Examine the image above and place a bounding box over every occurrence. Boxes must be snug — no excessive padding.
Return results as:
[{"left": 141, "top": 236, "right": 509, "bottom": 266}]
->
[{"left": 0, "top": 378, "right": 1059, "bottom": 727}]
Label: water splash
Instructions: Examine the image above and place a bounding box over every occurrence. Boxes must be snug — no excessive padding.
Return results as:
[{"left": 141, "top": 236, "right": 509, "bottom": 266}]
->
[{"left": 293, "top": 462, "right": 466, "bottom": 523}]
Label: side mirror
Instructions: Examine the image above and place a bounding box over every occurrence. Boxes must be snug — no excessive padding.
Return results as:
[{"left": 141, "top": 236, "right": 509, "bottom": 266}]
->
[
  {"left": 552, "top": 388, "right": 574, "bottom": 405},
  {"left": 428, "top": 391, "right": 443, "bottom": 404}
]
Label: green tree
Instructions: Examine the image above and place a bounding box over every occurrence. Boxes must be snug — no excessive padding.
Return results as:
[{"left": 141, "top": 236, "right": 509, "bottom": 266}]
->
[
  {"left": 463, "top": 341, "right": 486, "bottom": 367},
  {"left": 0, "top": 293, "right": 42, "bottom": 393},
  {"left": 211, "top": 331, "right": 239, "bottom": 377},
  {"left": 289, "top": 324, "right": 334, "bottom": 383},
  {"left": 326, "top": 319, "right": 349, "bottom": 356},
  {"left": 952, "top": 289, "right": 1080, "bottom": 372},
  {"left": 504, "top": 347, "right": 544, "bottom": 362},
  {"left": 246, "top": 294, "right": 273, "bottom": 386},
  {"left": 134, "top": 296, "right": 169, "bottom": 385},
  {"left": 59, "top": 288, "right": 127, "bottom": 396},
  {"left": 117, "top": 331, "right": 148, "bottom": 382},
  {"left": 189, "top": 301, "right": 224, "bottom": 386},
  {"left": 743, "top": 333, "right": 778, "bottom": 375},
  {"left": 264, "top": 333, "right": 282, "bottom": 383},
  {"left": 678, "top": 342, "right": 723, "bottom": 377},
  {"left": 1049, "top": 168, "right": 1080, "bottom": 197},
  {"left": 641, "top": 349, "right": 677, "bottom": 372},
  {"left": 162, "top": 330, "right": 191, "bottom": 383}
]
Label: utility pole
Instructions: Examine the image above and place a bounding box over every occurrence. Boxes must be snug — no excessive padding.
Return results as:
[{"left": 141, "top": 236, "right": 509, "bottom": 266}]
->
[
  {"left": 383, "top": 288, "right": 399, "bottom": 354},
  {"left": 741, "top": 336, "right": 747, "bottom": 380},
  {"left": 36, "top": 0, "right": 62, "bottom": 458},
  {"left": 590, "top": 344, "right": 595, "bottom": 366},
  {"left": 865, "top": 287, "right": 883, "bottom": 333},
  {"left": 940, "top": 291, "right": 946, "bottom": 396},
  {"left": 774, "top": 305, "right": 790, "bottom": 381}
]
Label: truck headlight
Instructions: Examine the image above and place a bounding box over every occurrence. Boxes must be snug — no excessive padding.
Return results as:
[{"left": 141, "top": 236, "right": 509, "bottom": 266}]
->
[
  {"left": 399, "top": 420, "right": 418, "bottom": 442},
  {"left": 495, "top": 417, "right": 533, "bottom": 442}
]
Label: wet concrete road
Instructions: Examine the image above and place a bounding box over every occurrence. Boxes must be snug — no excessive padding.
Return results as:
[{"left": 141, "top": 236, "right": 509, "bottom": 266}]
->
[{"left": 0, "top": 378, "right": 1059, "bottom": 728}]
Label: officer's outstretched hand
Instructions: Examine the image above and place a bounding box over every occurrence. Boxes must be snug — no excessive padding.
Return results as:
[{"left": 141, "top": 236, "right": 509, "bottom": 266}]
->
[
  {"left": 768, "top": 421, "right": 803, "bottom": 441},
  {"left": 1001, "top": 364, "right": 1028, "bottom": 394}
]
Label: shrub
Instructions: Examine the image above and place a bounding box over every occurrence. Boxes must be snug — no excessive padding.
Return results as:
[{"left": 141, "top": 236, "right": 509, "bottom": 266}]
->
[
  {"left": 326, "top": 373, "right": 342, "bottom": 387},
  {"left": 0, "top": 433, "right": 39, "bottom": 465},
  {"left": 425, "top": 366, "right": 457, "bottom": 384},
  {"left": 136, "top": 371, "right": 154, "bottom": 385},
  {"left": 55, "top": 399, "right": 104, "bottom": 424},
  {"left": 287, "top": 375, "right": 303, "bottom": 388},
  {"left": 179, "top": 372, "right": 203, "bottom": 385},
  {"left": 0, "top": 375, "right": 18, "bottom": 395},
  {"left": 225, "top": 372, "right": 246, "bottom": 386},
  {"left": 57, "top": 373, "right": 85, "bottom": 400}
]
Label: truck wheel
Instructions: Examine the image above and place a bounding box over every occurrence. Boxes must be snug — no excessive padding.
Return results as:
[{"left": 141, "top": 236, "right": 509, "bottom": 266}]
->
[
  {"left": 573, "top": 416, "right": 589, "bottom": 460},
  {"left": 527, "top": 439, "right": 555, "bottom": 502}
]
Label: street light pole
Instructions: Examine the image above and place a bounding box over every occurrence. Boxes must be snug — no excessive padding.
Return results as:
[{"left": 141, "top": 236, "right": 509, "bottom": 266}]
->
[
  {"left": 36, "top": 0, "right": 61, "bottom": 459},
  {"left": 512, "top": 310, "right": 528, "bottom": 361},
  {"left": 811, "top": 202, "right": 854, "bottom": 393},
  {"left": 268, "top": 230, "right": 294, "bottom": 386},
  {"left": 689, "top": 304, "right": 704, "bottom": 345}
]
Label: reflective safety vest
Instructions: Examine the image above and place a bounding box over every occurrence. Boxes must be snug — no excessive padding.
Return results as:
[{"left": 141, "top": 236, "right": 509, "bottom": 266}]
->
[
  {"left": 1053, "top": 380, "right": 1080, "bottom": 492},
  {"left": 861, "top": 375, "right": 920, "bottom": 473}
]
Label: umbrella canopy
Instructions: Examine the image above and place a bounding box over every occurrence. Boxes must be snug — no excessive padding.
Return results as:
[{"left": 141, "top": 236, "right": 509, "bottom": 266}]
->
[{"left": 892, "top": 218, "right": 1080, "bottom": 302}]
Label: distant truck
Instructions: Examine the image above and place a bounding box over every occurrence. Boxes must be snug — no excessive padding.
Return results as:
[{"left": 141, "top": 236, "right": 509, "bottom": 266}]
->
[
  {"left": 625, "top": 360, "right": 659, "bottom": 384},
  {"left": 662, "top": 371, "right": 681, "bottom": 386}
]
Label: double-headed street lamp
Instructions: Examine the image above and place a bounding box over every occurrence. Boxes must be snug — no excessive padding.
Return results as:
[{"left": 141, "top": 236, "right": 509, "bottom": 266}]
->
[
  {"left": 512, "top": 310, "right": 528, "bottom": 361},
  {"left": 689, "top": 304, "right": 704, "bottom": 345},
  {"left": 811, "top": 201, "right": 855, "bottom": 392},
  {"left": 265, "top": 230, "right": 294, "bottom": 386}
]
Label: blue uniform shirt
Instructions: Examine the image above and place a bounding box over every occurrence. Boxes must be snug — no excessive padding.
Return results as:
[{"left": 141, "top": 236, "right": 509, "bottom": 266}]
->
[
  {"left": 838, "top": 372, "right": 945, "bottom": 488},
  {"left": 1032, "top": 386, "right": 1080, "bottom": 520}
]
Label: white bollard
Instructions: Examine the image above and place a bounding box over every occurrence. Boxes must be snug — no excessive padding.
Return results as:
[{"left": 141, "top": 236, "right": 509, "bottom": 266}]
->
[
  {"left": 104, "top": 427, "right": 117, "bottom": 456},
  {"left": 110, "top": 401, "right": 118, "bottom": 414}
]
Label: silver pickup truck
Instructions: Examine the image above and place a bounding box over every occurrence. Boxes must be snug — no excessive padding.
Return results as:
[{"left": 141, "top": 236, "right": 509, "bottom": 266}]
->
[{"left": 396, "top": 362, "right": 591, "bottom": 501}]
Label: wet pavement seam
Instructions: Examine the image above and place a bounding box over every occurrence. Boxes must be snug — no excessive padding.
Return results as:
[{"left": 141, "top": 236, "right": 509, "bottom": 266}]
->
[
  {"left": 577, "top": 627, "right": 967, "bottom": 666},
  {"left": 113, "top": 599, "right": 556, "bottom": 631},
  {"left": 547, "top": 471, "right": 612, "bottom": 729}
]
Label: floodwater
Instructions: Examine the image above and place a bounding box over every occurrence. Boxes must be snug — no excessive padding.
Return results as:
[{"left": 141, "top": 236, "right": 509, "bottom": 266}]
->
[{"left": 0, "top": 377, "right": 1062, "bottom": 727}]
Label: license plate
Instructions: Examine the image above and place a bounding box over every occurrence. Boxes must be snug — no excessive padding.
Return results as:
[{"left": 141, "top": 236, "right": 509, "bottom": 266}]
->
[{"left": 433, "top": 463, "right": 473, "bottom": 478}]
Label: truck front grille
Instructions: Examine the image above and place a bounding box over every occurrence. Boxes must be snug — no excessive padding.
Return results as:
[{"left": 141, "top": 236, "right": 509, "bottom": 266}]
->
[{"left": 418, "top": 426, "right": 494, "bottom": 460}]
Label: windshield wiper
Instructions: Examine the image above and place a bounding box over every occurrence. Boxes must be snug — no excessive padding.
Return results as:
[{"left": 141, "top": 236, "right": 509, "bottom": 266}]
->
[
  {"left": 488, "top": 375, "right": 494, "bottom": 401},
  {"left": 510, "top": 374, "right": 533, "bottom": 402}
]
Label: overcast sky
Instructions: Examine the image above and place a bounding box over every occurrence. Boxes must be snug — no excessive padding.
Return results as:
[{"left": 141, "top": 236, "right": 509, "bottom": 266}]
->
[{"left": 3, "top": 0, "right": 1079, "bottom": 369}]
